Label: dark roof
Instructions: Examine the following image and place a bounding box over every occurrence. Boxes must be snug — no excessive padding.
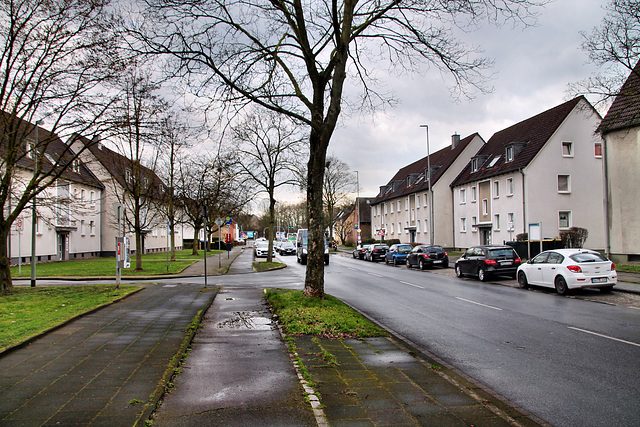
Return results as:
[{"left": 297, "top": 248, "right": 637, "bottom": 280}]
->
[
  {"left": 357, "top": 197, "right": 372, "bottom": 223},
  {"left": 451, "top": 97, "right": 590, "bottom": 187},
  {"left": 372, "top": 133, "right": 483, "bottom": 203},
  {"left": 597, "top": 60, "right": 640, "bottom": 133},
  {"left": 0, "top": 113, "right": 103, "bottom": 189},
  {"left": 76, "top": 134, "right": 165, "bottom": 197}
]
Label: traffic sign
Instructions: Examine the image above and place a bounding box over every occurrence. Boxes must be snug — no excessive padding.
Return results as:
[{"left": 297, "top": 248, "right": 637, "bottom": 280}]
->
[
  {"left": 16, "top": 218, "right": 23, "bottom": 231},
  {"left": 215, "top": 217, "right": 224, "bottom": 227}
]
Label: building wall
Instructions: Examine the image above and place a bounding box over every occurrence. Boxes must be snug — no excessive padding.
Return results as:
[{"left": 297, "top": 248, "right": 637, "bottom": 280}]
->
[
  {"left": 525, "top": 103, "right": 605, "bottom": 250},
  {"left": 604, "top": 127, "right": 640, "bottom": 262}
]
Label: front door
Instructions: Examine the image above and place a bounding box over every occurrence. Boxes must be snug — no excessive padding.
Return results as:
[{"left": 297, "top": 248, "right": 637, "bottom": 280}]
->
[
  {"left": 58, "top": 234, "right": 67, "bottom": 261},
  {"left": 480, "top": 228, "right": 492, "bottom": 245}
]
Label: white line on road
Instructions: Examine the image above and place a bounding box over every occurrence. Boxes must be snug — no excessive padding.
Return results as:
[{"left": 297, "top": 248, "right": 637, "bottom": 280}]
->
[
  {"left": 454, "top": 297, "right": 502, "bottom": 311},
  {"left": 368, "top": 272, "right": 383, "bottom": 277},
  {"left": 568, "top": 327, "right": 640, "bottom": 348},
  {"left": 400, "top": 281, "right": 424, "bottom": 289},
  {"left": 347, "top": 267, "right": 358, "bottom": 271}
]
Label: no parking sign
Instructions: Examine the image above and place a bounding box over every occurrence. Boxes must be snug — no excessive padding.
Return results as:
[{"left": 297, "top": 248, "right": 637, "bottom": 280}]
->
[{"left": 16, "top": 218, "right": 23, "bottom": 232}]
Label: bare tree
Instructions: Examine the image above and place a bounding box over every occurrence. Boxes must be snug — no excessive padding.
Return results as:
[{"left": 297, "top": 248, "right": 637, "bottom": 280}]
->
[
  {"left": 134, "top": 0, "right": 544, "bottom": 297},
  {"left": 108, "top": 69, "right": 169, "bottom": 271},
  {"left": 0, "top": 0, "right": 125, "bottom": 294},
  {"left": 232, "top": 111, "right": 306, "bottom": 262},
  {"left": 323, "top": 157, "right": 356, "bottom": 241},
  {"left": 571, "top": 0, "right": 640, "bottom": 107}
]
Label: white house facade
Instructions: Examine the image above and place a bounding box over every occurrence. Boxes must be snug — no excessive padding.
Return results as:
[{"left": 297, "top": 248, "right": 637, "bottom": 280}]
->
[
  {"left": 451, "top": 96, "right": 605, "bottom": 253},
  {"left": 370, "top": 133, "right": 485, "bottom": 246}
]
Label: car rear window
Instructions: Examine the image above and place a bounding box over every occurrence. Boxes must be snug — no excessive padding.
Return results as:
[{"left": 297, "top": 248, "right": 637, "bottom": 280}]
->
[
  {"left": 570, "top": 252, "right": 607, "bottom": 263},
  {"left": 487, "top": 248, "right": 517, "bottom": 258},
  {"left": 398, "top": 246, "right": 412, "bottom": 254}
]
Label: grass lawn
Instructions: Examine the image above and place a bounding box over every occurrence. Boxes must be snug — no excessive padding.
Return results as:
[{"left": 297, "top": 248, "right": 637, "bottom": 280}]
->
[
  {"left": 253, "top": 261, "right": 286, "bottom": 272},
  {"left": 10, "top": 249, "right": 221, "bottom": 277},
  {"left": 264, "top": 289, "right": 387, "bottom": 338},
  {"left": 0, "top": 285, "right": 141, "bottom": 351}
]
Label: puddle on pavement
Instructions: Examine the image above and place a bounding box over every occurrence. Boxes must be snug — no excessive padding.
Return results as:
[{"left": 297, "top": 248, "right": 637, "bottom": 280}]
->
[
  {"left": 216, "top": 311, "right": 274, "bottom": 330},
  {"left": 359, "top": 350, "right": 416, "bottom": 366}
]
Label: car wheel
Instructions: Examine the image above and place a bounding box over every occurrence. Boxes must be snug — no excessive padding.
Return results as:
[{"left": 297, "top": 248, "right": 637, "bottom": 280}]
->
[
  {"left": 325, "top": 258, "right": 329, "bottom": 266},
  {"left": 419, "top": 259, "right": 426, "bottom": 270},
  {"left": 455, "top": 265, "right": 463, "bottom": 278},
  {"left": 442, "top": 261, "right": 449, "bottom": 269},
  {"left": 478, "top": 268, "right": 488, "bottom": 282},
  {"left": 406, "top": 260, "right": 411, "bottom": 269},
  {"left": 600, "top": 286, "right": 614, "bottom": 293},
  {"left": 517, "top": 271, "right": 529, "bottom": 289},
  {"left": 393, "top": 257, "right": 397, "bottom": 267},
  {"left": 555, "top": 276, "right": 569, "bottom": 295}
]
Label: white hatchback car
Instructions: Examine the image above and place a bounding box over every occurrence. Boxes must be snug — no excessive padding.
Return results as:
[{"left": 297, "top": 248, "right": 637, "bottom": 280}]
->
[
  {"left": 254, "top": 241, "right": 276, "bottom": 258},
  {"left": 516, "top": 249, "right": 617, "bottom": 295}
]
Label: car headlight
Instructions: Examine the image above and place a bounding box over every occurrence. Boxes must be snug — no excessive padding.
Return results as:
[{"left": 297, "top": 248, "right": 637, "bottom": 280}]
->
[
  {"left": 325, "top": 247, "right": 329, "bottom": 254},
  {"left": 302, "top": 248, "right": 307, "bottom": 254}
]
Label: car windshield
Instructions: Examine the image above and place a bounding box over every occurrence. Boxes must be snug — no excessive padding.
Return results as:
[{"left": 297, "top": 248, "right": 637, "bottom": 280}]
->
[
  {"left": 282, "top": 242, "right": 294, "bottom": 248},
  {"left": 257, "top": 242, "right": 270, "bottom": 248},
  {"left": 570, "top": 252, "right": 607, "bottom": 263},
  {"left": 487, "top": 248, "right": 516, "bottom": 258},
  {"left": 397, "top": 245, "right": 412, "bottom": 254}
]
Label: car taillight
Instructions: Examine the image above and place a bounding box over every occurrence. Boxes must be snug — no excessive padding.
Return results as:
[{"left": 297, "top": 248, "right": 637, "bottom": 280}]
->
[
  {"left": 515, "top": 257, "right": 521, "bottom": 264},
  {"left": 422, "top": 254, "right": 429, "bottom": 258},
  {"left": 484, "top": 259, "right": 498, "bottom": 265},
  {"left": 567, "top": 265, "right": 582, "bottom": 273},
  {"left": 611, "top": 262, "right": 616, "bottom": 271},
  {"left": 444, "top": 252, "right": 448, "bottom": 256}
]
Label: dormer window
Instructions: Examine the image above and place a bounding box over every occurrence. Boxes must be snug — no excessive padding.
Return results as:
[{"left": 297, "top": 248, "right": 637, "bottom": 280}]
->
[
  {"left": 471, "top": 156, "right": 489, "bottom": 172},
  {"left": 126, "top": 169, "right": 132, "bottom": 184},
  {"left": 505, "top": 142, "right": 527, "bottom": 163},
  {"left": 26, "top": 141, "right": 35, "bottom": 159},
  {"left": 73, "top": 159, "right": 81, "bottom": 173},
  {"left": 506, "top": 146, "right": 516, "bottom": 162}
]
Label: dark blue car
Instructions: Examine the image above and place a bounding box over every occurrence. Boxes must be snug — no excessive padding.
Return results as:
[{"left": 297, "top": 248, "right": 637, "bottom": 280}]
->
[{"left": 384, "top": 244, "right": 413, "bottom": 266}]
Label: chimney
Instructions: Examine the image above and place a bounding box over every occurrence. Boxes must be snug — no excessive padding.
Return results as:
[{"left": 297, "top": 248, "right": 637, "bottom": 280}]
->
[{"left": 451, "top": 133, "right": 460, "bottom": 149}]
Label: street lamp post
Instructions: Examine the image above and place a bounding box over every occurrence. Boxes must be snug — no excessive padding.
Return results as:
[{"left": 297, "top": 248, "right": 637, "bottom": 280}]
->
[
  {"left": 420, "top": 124, "right": 434, "bottom": 245},
  {"left": 31, "top": 119, "right": 44, "bottom": 287},
  {"left": 355, "top": 170, "right": 360, "bottom": 244}
]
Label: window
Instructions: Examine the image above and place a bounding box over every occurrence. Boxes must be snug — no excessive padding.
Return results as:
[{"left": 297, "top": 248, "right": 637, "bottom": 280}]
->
[
  {"left": 90, "top": 221, "right": 96, "bottom": 236},
  {"left": 81, "top": 189, "right": 86, "bottom": 200},
  {"left": 417, "top": 220, "right": 421, "bottom": 233},
  {"left": 384, "top": 203, "right": 387, "bottom": 215},
  {"left": 482, "top": 199, "right": 488, "bottom": 216},
  {"left": 460, "top": 188, "right": 466, "bottom": 204},
  {"left": 376, "top": 205, "right": 380, "bottom": 216},
  {"left": 506, "top": 178, "right": 514, "bottom": 196},
  {"left": 508, "top": 213, "right": 515, "bottom": 230},
  {"left": 26, "top": 141, "right": 35, "bottom": 159},
  {"left": 461, "top": 217, "right": 467, "bottom": 232},
  {"left": 493, "top": 181, "right": 500, "bottom": 198},
  {"left": 390, "top": 223, "right": 394, "bottom": 234},
  {"left": 73, "top": 159, "right": 81, "bottom": 173},
  {"left": 424, "top": 194, "right": 428, "bottom": 207},
  {"left": 562, "top": 141, "right": 574, "bottom": 157},
  {"left": 595, "top": 142, "right": 602, "bottom": 158},
  {"left": 472, "top": 158, "right": 480, "bottom": 171},
  {"left": 558, "top": 175, "right": 571, "bottom": 193},
  {"left": 506, "top": 146, "right": 515, "bottom": 162},
  {"left": 416, "top": 195, "right": 420, "bottom": 207},
  {"left": 397, "top": 201, "right": 401, "bottom": 211},
  {"left": 398, "top": 223, "right": 402, "bottom": 234},
  {"left": 488, "top": 156, "right": 500, "bottom": 167},
  {"left": 35, "top": 217, "right": 40, "bottom": 234},
  {"left": 559, "top": 211, "right": 571, "bottom": 228},
  {"left": 405, "top": 222, "right": 409, "bottom": 233},
  {"left": 494, "top": 214, "right": 500, "bottom": 230},
  {"left": 405, "top": 197, "right": 409, "bottom": 211},
  {"left": 471, "top": 186, "right": 477, "bottom": 203},
  {"left": 472, "top": 216, "right": 477, "bottom": 232},
  {"left": 126, "top": 169, "right": 132, "bottom": 184},
  {"left": 424, "top": 219, "right": 428, "bottom": 233},
  {"left": 80, "top": 220, "right": 86, "bottom": 236}
]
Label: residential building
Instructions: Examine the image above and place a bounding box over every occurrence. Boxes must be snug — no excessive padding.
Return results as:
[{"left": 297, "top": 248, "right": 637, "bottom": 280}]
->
[
  {"left": 451, "top": 96, "right": 605, "bottom": 254},
  {"left": 333, "top": 197, "right": 373, "bottom": 245},
  {"left": 9, "top": 124, "right": 104, "bottom": 264},
  {"left": 70, "top": 136, "right": 183, "bottom": 256},
  {"left": 370, "top": 133, "right": 485, "bottom": 245},
  {"left": 597, "top": 61, "right": 640, "bottom": 264}
]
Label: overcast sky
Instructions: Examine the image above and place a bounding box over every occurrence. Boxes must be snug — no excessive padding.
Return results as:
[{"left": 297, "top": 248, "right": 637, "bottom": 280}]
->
[{"left": 266, "top": 0, "right": 609, "bottom": 208}]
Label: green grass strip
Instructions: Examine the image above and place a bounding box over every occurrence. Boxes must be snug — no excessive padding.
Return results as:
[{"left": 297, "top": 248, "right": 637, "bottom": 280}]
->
[
  {"left": 264, "top": 289, "right": 387, "bottom": 339},
  {"left": 0, "top": 285, "right": 140, "bottom": 351}
]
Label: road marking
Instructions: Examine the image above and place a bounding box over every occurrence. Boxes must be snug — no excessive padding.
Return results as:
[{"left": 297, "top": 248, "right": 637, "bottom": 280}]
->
[
  {"left": 163, "top": 285, "right": 177, "bottom": 288},
  {"left": 400, "top": 281, "right": 424, "bottom": 289},
  {"left": 568, "top": 327, "right": 640, "bottom": 348},
  {"left": 347, "top": 267, "right": 358, "bottom": 271},
  {"left": 454, "top": 297, "right": 502, "bottom": 311},
  {"left": 368, "top": 272, "right": 383, "bottom": 277}
]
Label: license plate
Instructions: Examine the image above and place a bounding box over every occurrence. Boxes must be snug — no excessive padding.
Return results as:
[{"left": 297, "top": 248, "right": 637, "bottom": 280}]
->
[
  {"left": 591, "top": 277, "right": 607, "bottom": 283},
  {"left": 433, "top": 260, "right": 442, "bottom": 263},
  {"left": 500, "top": 261, "right": 513, "bottom": 266}
]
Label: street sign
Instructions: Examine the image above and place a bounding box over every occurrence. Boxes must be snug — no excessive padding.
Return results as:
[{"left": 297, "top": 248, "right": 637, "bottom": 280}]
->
[
  {"left": 224, "top": 216, "right": 232, "bottom": 225},
  {"left": 16, "top": 218, "right": 23, "bottom": 232},
  {"left": 215, "top": 217, "right": 224, "bottom": 227}
]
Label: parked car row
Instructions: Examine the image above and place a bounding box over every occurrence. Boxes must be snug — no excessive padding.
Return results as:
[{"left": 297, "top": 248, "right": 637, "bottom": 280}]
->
[
  {"left": 351, "top": 243, "right": 617, "bottom": 295},
  {"left": 275, "top": 240, "right": 296, "bottom": 256}
]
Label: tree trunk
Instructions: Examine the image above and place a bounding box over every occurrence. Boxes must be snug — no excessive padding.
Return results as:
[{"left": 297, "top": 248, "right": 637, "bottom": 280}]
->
[
  {"left": 303, "top": 130, "right": 328, "bottom": 298},
  {"left": 191, "top": 225, "right": 200, "bottom": 256},
  {"left": 267, "top": 193, "right": 276, "bottom": 263},
  {"left": 0, "top": 227, "right": 13, "bottom": 295}
]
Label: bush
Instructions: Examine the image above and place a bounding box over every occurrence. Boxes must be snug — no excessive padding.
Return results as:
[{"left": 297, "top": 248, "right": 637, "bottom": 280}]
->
[
  {"left": 516, "top": 233, "right": 528, "bottom": 241},
  {"left": 559, "top": 227, "right": 589, "bottom": 248},
  {"left": 384, "top": 239, "right": 401, "bottom": 246},
  {"left": 363, "top": 238, "right": 376, "bottom": 244}
]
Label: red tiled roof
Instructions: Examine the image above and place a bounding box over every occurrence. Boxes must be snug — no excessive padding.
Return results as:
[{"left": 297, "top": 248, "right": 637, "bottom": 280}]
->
[
  {"left": 451, "top": 97, "right": 589, "bottom": 187},
  {"left": 597, "top": 60, "right": 640, "bottom": 133}
]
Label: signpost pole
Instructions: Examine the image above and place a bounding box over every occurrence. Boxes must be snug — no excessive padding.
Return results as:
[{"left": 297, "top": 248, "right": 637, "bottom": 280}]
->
[{"left": 203, "top": 206, "right": 208, "bottom": 288}]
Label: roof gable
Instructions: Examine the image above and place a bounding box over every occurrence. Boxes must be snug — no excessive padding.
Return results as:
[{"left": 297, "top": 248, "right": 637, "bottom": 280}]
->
[
  {"left": 597, "top": 60, "right": 640, "bottom": 133},
  {"left": 451, "top": 97, "right": 587, "bottom": 187}
]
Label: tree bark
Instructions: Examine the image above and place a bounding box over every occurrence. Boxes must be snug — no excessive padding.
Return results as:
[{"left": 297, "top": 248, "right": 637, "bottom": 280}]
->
[{"left": 0, "top": 227, "right": 13, "bottom": 295}]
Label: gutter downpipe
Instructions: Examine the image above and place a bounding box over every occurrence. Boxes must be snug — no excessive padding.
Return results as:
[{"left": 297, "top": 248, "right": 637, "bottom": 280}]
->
[
  {"left": 602, "top": 134, "right": 611, "bottom": 258},
  {"left": 451, "top": 185, "right": 456, "bottom": 250},
  {"left": 519, "top": 168, "right": 527, "bottom": 259}
]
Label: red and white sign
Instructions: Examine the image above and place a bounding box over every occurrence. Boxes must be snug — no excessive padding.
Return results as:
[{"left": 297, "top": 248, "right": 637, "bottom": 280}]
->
[
  {"left": 376, "top": 228, "right": 386, "bottom": 236},
  {"left": 16, "top": 218, "right": 23, "bottom": 231}
]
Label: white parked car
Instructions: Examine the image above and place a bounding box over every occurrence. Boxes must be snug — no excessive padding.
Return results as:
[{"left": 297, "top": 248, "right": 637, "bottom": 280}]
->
[
  {"left": 516, "top": 249, "right": 617, "bottom": 295},
  {"left": 254, "top": 241, "right": 275, "bottom": 258}
]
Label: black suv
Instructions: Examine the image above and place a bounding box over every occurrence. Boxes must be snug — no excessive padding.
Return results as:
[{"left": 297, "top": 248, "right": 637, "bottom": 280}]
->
[
  {"left": 455, "top": 245, "right": 521, "bottom": 281},
  {"left": 406, "top": 245, "right": 449, "bottom": 269},
  {"left": 365, "top": 244, "right": 389, "bottom": 262}
]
